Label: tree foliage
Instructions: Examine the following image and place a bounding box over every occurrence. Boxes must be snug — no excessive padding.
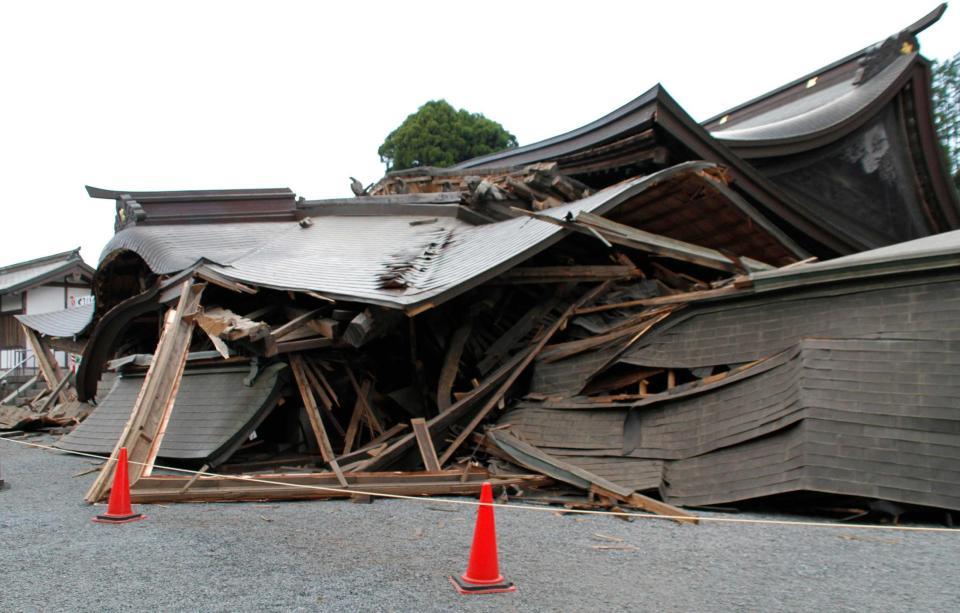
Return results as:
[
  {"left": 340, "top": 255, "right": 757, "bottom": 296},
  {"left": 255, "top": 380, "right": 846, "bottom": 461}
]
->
[
  {"left": 378, "top": 100, "right": 517, "bottom": 172},
  {"left": 931, "top": 53, "right": 960, "bottom": 189}
]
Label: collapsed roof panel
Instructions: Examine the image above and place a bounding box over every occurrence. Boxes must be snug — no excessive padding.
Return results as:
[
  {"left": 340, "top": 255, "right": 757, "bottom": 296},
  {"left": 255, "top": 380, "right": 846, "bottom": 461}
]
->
[
  {"left": 15, "top": 302, "right": 95, "bottom": 338},
  {"left": 507, "top": 334, "right": 960, "bottom": 510},
  {"left": 98, "top": 164, "right": 788, "bottom": 310},
  {"left": 58, "top": 363, "right": 285, "bottom": 466},
  {"left": 660, "top": 338, "right": 960, "bottom": 510}
]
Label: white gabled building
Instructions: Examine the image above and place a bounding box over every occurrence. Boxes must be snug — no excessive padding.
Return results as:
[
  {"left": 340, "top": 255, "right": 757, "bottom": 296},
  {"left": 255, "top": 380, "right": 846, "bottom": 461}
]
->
[{"left": 0, "top": 248, "right": 95, "bottom": 375}]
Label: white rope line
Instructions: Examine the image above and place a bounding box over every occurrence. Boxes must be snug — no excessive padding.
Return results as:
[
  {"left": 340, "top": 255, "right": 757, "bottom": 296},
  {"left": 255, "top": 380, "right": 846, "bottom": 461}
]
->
[{"left": 3, "top": 435, "right": 958, "bottom": 534}]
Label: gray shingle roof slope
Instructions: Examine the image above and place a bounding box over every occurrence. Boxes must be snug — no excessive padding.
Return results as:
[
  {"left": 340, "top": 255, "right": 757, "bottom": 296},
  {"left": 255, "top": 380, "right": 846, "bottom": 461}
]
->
[
  {"left": 0, "top": 248, "right": 92, "bottom": 294},
  {"left": 56, "top": 363, "right": 285, "bottom": 465},
  {"left": 15, "top": 303, "right": 95, "bottom": 338},
  {"left": 708, "top": 53, "right": 916, "bottom": 145},
  {"left": 98, "top": 164, "right": 710, "bottom": 309}
]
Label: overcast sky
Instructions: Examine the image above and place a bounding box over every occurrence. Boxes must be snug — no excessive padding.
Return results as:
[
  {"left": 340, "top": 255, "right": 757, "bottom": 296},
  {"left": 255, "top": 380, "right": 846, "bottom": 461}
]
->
[{"left": 1, "top": 1, "right": 957, "bottom": 268}]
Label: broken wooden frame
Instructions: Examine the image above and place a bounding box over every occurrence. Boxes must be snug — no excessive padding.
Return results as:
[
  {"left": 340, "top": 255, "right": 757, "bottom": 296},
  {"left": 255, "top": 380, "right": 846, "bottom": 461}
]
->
[{"left": 85, "top": 279, "right": 205, "bottom": 502}]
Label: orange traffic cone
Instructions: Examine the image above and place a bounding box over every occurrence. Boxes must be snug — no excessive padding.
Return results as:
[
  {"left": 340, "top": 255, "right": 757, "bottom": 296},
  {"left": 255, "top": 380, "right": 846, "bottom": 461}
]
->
[
  {"left": 92, "top": 447, "right": 146, "bottom": 524},
  {"left": 449, "top": 482, "right": 516, "bottom": 594}
]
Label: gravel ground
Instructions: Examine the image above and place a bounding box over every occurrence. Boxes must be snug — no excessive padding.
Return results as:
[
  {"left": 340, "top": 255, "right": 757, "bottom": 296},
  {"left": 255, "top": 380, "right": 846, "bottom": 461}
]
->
[{"left": 2, "top": 436, "right": 960, "bottom": 612}]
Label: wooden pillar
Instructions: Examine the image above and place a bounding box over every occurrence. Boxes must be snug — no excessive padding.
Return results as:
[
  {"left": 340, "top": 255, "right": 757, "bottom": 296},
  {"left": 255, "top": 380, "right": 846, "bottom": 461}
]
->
[{"left": 22, "top": 324, "right": 72, "bottom": 405}]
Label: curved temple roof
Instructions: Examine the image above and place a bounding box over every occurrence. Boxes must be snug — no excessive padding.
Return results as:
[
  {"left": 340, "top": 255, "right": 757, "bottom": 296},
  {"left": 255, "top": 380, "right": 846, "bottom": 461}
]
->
[{"left": 704, "top": 4, "right": 947, "bottom": 154}]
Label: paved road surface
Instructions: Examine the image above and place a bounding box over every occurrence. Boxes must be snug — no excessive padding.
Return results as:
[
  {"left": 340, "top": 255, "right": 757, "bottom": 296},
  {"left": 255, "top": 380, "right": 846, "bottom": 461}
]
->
[{"left": 2, "top": 436, "right": 959, "bottom": 612}]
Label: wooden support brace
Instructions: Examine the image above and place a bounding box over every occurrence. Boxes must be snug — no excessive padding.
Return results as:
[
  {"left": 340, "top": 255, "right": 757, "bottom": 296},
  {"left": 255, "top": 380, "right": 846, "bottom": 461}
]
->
[
  {"left": 178, "top": 464, "right": 209, "bottom": 494},
  {"left": 290, "top": 356, "right": 334, "bottom": 461},
  {"left": 22, "top": 325, "right": 72, "bottom": 405},
  {"left": 410, "top": 417, "right": 441, "bottom": 471},
  {"left": 342, "top": 378, "right": 371, "bottom": 455},
  {"left": 436, "top": 319, "right": 472, "bottom": 411}
]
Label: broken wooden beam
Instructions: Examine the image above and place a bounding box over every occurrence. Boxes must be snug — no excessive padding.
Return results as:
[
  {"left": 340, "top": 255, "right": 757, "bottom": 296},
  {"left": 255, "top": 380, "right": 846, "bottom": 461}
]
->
[
  {"left": 495, "top": 266, "right": 643, "bottom": 284},
  {"left": 574, "top": 212, "right": 772, "bottom": 273},
  {"left": 411, "top": 417, "right": 441, "bottom": 472},
  {"left": 436, "top": 282, "right": 614, "bottom": 466},
  {"left": 436, "top": 319, "right": 472, "bottom": 411},
  {"left": 486, "top": 428, "right": 697, "bottom": 524},
  {"left": 22, "top": 325, "right": 72, "bottom": 405},
  {"left": 289, "top": 354, "right": 345, "bottom": 486},
  {"left": 130, "top": 470, "right": 549, "bottom": 504}
]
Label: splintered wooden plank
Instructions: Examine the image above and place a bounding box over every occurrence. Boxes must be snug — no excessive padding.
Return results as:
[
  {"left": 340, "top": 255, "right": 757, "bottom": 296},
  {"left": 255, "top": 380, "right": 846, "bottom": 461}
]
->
[
  {"left": 495, "top": 266, "right": 643, "bottom": 284},
  {"left": 298, "top": 357, "right": 345, "bottom": 436},
  {"left": 307, "top": 358, "right": 340, "bottom": 407},
  {"left": 270, "top": 308, "right": 324, "bottom": 340},
  {"left": 354, "top": 347, "right": 531, "bottom": 472},
  {"left": 436, "top": 319, "right": 472, "bottom": 411},
  {"left": 573, "top": 286, "right": 742, "bottom": 316},
  {"left": 436, "top": 282, "right": 614, "bottom": 466},
  {"left": 410, "top": 418, "right": 441, "bottom": 471},
  {"left": 22, "top": 326, "right": 72, "bottom": 405},
  {"left": 476, "top": 296, "right": 560, "bottom": 374},
  {"left": 289, "top": 355, "right": 344, "bottom": 484},
  {"left": 194, "top": 307, "right": 270, "bottom": 342},
  {"left": 345, "top": 366, "right": 383, "bottom": 435},
  {"left": 487, "top": 428, "right": 698, "bottom": 525},
  {"left": 538, "top": 308, "right": 675, "bottom": 364},
  {"left": 342, "top": 378, "right": 371, "bottom": 455},
  {"left": 575, "top": 212, "right": 771, "bottom": 273},
  {"left": 84, "top": 279, "right": 204, "bottom": 503}
]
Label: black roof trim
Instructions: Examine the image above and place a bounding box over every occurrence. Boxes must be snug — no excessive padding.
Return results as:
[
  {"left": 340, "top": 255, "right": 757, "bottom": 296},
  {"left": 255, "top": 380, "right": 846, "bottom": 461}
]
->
[
  {"left": 701, "top": 3, "right": 946, "bottom": 129},
  {"left": 86, "top": 185, "right": 295, "bottom": 202}
]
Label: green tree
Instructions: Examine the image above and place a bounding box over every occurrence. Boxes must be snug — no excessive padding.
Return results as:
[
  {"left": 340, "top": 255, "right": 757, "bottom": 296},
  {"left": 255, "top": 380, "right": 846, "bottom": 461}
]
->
[
  {"left": 378, "top": 100, "right": 517, "bottom": 172},
  {"left": 931, "top": 53, "right": 960, "bottom": 189}
]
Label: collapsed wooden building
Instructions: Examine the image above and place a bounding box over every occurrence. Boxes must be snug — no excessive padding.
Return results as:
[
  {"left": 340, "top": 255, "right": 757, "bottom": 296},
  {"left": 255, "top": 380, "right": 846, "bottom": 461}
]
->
[{"left": 8, "top": 5, "right": 960, "bottom": 519}]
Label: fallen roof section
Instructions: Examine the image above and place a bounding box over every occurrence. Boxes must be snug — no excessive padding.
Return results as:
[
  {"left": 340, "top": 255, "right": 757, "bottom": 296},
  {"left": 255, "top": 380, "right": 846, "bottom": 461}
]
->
[
  {"left": 58, "top": 363, "right": 286, "bottom": 467},
  {"left": 15, "top": 303, "right": 95, "bottom": 339}
]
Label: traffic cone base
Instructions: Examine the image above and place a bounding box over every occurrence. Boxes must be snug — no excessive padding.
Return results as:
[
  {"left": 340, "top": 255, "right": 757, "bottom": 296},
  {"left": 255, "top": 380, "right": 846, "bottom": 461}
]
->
[
  {"left": 91, "top": 447, "right": 146, "bottom": 525},
  {"left": 92, "top": 512, "right": 146, "bottom": 524},
  {"left": 452, "top": 482, "right": 516, "bottom": 595},
  {"left": 449, "top": 575, "right": 516, "bottom": 595}
]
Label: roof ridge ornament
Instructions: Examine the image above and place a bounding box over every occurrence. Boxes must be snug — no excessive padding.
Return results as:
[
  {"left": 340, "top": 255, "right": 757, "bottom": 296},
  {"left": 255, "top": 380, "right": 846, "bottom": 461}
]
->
[{"left": 852, "top": 26, "right": 922, "bottom": 86}]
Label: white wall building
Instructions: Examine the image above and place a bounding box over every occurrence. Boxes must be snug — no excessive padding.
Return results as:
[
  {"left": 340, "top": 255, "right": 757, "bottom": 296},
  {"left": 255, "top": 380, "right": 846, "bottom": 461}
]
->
[{"left": 0, "top": 249, "right": 94, "bottom": 374}]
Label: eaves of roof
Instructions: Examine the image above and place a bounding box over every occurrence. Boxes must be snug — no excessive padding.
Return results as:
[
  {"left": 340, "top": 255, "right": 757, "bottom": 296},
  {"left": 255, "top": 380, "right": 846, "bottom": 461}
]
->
[{"left": 701, "top": 3, "right": 946, "bottom": 132}]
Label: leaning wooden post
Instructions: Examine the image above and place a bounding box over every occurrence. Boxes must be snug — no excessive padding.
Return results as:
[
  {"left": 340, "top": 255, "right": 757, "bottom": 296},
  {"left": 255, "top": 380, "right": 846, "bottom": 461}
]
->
[
  {"left": 84, "top": 279, "right": 204, "bottom": 503},
  {"left": 22, "top": 325, "right": 72, "bottom": 405}
]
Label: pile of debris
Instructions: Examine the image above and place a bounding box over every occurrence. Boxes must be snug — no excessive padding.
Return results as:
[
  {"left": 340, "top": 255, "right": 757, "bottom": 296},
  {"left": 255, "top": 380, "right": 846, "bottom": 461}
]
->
[
  {"left": 0, "top": 326, "right": 90, "bottom": 433},
  {"left": 9, "top": 5, "right": 960, "bottom": 520}
]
